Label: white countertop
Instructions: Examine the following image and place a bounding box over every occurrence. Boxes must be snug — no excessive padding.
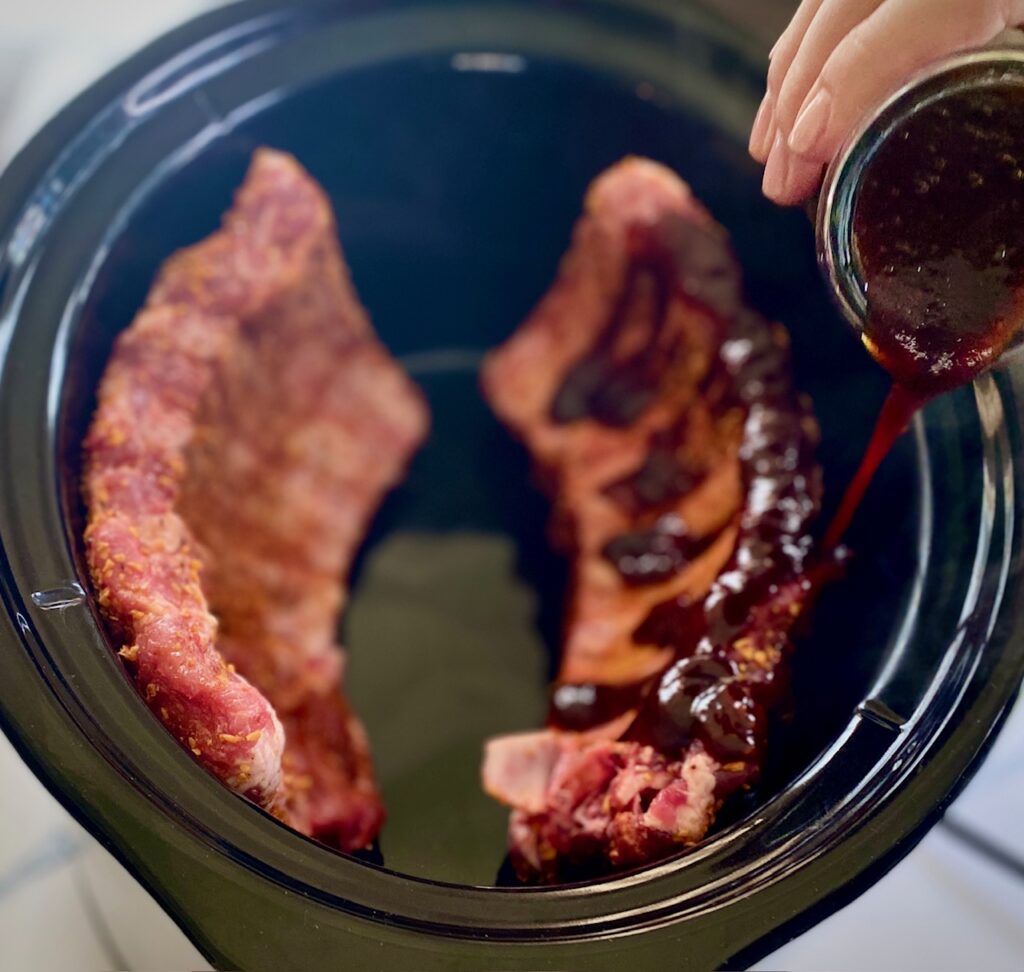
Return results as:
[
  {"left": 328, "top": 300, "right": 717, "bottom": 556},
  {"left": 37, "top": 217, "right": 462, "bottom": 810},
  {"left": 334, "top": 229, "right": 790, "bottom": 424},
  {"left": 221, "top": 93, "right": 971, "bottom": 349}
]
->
[{"left": 0, "top": 3, "right": 1022, "bottom": 969}]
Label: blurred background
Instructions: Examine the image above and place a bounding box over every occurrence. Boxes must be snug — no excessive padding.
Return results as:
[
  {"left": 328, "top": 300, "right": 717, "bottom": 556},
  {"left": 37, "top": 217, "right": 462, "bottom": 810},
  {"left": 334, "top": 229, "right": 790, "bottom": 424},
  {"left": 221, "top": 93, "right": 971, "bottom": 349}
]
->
[{"left": 0, "top": 1, "right": 1022, "bottom": 969}]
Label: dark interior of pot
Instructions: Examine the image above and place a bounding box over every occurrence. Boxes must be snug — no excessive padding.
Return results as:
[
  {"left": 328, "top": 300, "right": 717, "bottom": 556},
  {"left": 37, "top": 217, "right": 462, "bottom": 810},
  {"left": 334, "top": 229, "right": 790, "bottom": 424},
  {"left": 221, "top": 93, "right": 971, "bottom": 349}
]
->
[{"left": 58, "top": 45, "right": 923, "bottom": 886}]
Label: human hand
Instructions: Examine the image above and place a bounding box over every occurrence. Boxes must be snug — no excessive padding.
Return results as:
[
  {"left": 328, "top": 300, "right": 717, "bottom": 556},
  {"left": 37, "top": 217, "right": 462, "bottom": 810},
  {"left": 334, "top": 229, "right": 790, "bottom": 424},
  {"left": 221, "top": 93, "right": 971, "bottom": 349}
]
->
[{"left": 749, "top": 0, "right": 1024, "bottom": 205}]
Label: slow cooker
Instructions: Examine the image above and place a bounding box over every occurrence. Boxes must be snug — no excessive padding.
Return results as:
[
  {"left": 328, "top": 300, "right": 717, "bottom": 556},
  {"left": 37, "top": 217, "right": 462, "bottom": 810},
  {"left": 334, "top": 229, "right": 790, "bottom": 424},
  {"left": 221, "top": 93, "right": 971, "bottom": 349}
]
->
[{"left": 1, "top": 1, "right": 1022, "bottom": 968}]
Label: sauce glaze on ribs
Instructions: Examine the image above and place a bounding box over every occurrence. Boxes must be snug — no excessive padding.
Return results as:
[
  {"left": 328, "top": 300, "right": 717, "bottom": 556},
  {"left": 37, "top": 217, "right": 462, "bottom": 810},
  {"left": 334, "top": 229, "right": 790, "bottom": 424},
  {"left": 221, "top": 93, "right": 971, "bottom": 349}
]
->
[
  {"left": 83, "top": 149, "right": 428, "bottom": 848},
  {"left": 481, "top": 158, "right": 827, "bottom": 882}
]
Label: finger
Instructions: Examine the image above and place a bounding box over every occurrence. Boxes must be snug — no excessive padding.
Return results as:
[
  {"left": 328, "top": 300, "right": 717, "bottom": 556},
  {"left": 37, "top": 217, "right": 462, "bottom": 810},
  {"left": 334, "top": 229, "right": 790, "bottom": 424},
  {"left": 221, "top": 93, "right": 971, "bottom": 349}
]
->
[
  {"left": 762, "top": 135, "right": 825, "bottom": 205},
  {"left": 773, "top": 0, "right": 885, "bottom": 141},
  {"left": 774, "top": 155, "right": 826, "bottom": 205},
  {"left": 749, "top": 96, "right": 776, "bottom": 162},
  {"left": 788, "top": 0, "right": 1024, "bottom": 166},
  {"left": 761, "top": 130, "right": 787, "bottom": 200},
  {"left": 765, "top": 0, "right": 827, "bottom": 94},
  {"left": 750, "top": 0, "right": 825, "bottom": 161}
]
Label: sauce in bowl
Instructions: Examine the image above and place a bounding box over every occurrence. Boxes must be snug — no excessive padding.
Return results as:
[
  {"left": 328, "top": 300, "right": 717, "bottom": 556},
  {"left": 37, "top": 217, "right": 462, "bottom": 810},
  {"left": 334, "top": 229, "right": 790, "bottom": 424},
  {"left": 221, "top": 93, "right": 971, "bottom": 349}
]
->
[{"left": 825, "top": 78, "right": 1024, "bottom": 547}]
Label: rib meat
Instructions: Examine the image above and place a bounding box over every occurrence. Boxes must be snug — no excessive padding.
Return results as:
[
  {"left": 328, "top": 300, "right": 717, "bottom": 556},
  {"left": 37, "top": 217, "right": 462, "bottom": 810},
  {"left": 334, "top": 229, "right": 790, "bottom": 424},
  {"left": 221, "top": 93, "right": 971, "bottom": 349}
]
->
[
  {"left": 83, "top": 149, "right": 428, "bottom": 848},
  {"left": 481, "top": 158, "right": 824, "bottom": 881}
]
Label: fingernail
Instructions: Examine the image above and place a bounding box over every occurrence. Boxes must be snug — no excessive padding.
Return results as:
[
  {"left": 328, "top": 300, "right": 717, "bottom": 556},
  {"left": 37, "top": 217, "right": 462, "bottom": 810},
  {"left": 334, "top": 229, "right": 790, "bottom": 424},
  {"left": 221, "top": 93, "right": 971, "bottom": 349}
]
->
[
  {"left": 762, "top": 132, "right": 789, "bottom": 201},
  {"left": 789, "top": 88, "right": 832, "bottom": 157},
  {"left": 749, "top": 93, "right": 775, "bottom": 160},
  {"left": 781, "top": 154, "right": 825, "bottom": 206},
  {"left": 749, "top": 91, "right": 775, "bottom": 160}
]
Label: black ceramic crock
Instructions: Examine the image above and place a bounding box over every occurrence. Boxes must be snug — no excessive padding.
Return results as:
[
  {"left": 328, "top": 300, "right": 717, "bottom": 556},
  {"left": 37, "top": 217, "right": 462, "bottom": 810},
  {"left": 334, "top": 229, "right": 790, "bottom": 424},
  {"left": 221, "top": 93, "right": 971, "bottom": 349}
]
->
[{"left": 0, "top": 2, "right": 1022, "bottom": 969}]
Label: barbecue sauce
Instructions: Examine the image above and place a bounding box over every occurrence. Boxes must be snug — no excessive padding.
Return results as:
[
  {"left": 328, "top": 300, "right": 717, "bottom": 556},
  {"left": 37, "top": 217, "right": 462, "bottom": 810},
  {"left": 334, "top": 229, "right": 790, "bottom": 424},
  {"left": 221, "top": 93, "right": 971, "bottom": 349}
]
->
[
  {"left": 601, "top": 419, "right": 709, "bottom": 516},
  {"left": 823, "top": 384, "right": 921, "bottom": 549},
  {"left": 825, "top": 83, "right": 1024, "bottom": 548},
  {"left": 624, "top": 656, "right": 764, "bottom": 761},
  {"left": 602, "top": 513, "right": 712, "bottom": 586},
  {"left": 549, "top": 679, "right": 654, "bottom": 733},
  {"left": 548, "top": 216, "right": 823, "bottom": 760},
  {"left": 550, "top": 258, "right": 673, "bottom": 426},
  {"left": 548, "top": 659, "right": 764, "bottom": 762},
  {"left": 854, "top": 85, "right": 1024, "bottom": 396}
]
